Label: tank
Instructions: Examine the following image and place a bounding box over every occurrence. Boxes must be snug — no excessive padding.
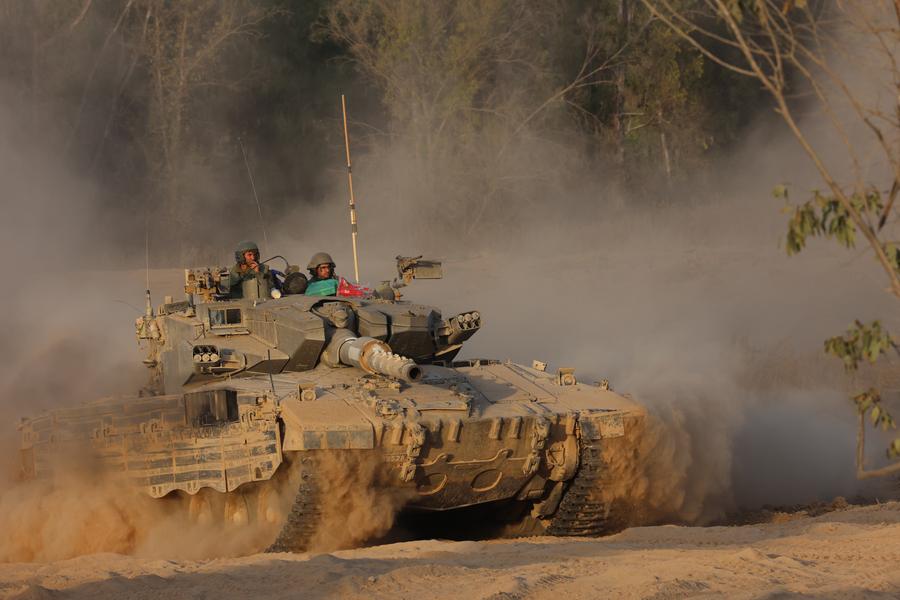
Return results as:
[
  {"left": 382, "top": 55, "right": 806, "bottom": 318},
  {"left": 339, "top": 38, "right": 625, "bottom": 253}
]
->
[{"left": 17, "top": 255, "right": 646, "bottom": 551}]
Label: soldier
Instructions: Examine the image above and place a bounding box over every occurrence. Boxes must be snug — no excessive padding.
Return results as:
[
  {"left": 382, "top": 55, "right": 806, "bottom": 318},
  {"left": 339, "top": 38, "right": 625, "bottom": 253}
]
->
[
  {"left": 227, "top": 240, "right": 273, "bottom": 298},
  {"left": 304, "top": 251, "right": 339, "bottom": 296}
]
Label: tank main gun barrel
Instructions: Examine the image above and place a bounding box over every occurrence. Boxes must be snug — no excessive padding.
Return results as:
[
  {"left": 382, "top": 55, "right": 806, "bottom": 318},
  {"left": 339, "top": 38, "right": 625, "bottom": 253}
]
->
[{"left": 329, "top": 333, "right": 422, "bottom": 382}]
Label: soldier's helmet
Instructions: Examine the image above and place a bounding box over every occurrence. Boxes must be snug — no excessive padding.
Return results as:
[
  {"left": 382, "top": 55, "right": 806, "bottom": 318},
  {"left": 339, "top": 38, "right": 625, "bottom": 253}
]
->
[
  {"left": 307, "top": 251, "right": 336, "bottom": 275},
  {"left": 235, "top": 240, "right": 260, "bottom": 264}
]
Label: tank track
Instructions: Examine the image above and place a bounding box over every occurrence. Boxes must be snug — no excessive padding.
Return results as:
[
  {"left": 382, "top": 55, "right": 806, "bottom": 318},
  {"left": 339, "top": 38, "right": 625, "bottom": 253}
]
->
[
  {"left": 266, "top": 457, "right": 323, "bottom": 552},
  {"left": 544, "top": 436, "right": 630, "bottom": 537}
]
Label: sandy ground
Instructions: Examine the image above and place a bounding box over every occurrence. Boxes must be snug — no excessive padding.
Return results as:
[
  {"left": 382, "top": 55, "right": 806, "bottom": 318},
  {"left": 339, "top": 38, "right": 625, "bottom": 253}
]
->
[{"left": 1, "top": 502, "right": 898, "bottom": 600}]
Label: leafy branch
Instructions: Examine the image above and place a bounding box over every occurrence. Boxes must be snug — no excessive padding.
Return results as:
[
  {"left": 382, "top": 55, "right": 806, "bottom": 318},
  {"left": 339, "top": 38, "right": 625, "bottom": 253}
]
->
[
  {"left": 775, "top": 185, "right": 884, "bottom": 256},
  {"left": 823, "top": 322, "right": 900, "bottom": 478},
  {"left": 823, "top": 320, "right": 896, "bottom": 372},
  {"left": 853, "top": 388, "right": 896, "bottom": 433}
]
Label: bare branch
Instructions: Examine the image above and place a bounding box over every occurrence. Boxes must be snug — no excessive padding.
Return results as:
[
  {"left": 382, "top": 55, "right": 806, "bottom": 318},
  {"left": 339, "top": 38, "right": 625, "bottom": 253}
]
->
[
  {"left": 857, "top": 412, "right": 900, "bottom": 479},
  {"left": 879, "top": 178, "right": 900, "bottom": 230},
  {"left": 66, "top": 0, "right": 136, "bottom": 153},
  {"left": 641, "top": 1, "right": 757, "bottom": 77},
  {"left": 68, "top": 0, "right": 94, "bottom": 31}
]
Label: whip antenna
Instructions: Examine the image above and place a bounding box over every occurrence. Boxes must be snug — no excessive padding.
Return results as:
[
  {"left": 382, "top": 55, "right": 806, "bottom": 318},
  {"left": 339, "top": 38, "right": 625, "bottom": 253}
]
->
[
  {"left": 238, "top": 136, "right": 270, "bottom": 257},
  {"left": 341, "top": 94, "right": 361, "bottom": 283},
  {"left": 144, "top": 213, "right": 152, "bottom": 317}
]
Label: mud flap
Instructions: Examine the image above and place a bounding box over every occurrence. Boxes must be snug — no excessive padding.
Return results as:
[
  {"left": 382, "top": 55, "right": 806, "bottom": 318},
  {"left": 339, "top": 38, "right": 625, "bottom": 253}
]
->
[
  {"left": 579, "top": 411, "right": 625, "bottom": 439},
  {"left": 280, "top": 398, "right": 375, "bottom": 450}
]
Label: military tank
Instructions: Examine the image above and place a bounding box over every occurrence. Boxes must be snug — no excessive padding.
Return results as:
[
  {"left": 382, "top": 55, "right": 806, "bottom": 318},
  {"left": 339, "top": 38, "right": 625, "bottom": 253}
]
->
[{"left": 17, "top": 254, "right": 646, "bottom": 551}]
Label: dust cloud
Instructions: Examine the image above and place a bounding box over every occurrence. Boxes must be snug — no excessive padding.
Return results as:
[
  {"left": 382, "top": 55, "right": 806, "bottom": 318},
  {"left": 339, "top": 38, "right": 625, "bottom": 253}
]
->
[
  {"left": 0, "top": 450, "right": 232, "bottom": 562},
  {"left": 0, "top": 459, "right": 280, "bottom": 562},
  {"left": 0, "top": 473, "right": 154, "bottom": 562},
  {"left": 309, "top": 451, "right": 416, "bottom": 553},
  {"left": 0, "top": 446, "right": 415, "bottom": 562}
]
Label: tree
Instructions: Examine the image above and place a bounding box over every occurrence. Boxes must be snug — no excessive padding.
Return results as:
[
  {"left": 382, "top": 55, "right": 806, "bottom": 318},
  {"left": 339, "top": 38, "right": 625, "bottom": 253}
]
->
[
  {"left": 644, "top": 0, "right": 900, "bottom": 477},
  {"left": 0, "top": 1, "right": 773, "bottom": 261},
  {"left": 0, "top": 0, "right": 102, "bottom": 131},
  {"left": 320, "top": 0, "right": 766, "bottom": 240},
  {"left": 125, "top": 1, "right": 281, "bottom": 256},
  {"left": 322, "top": 1, "right": 674, "bottom": 238},
  {"left": 321, "top": 0, "right": 588, "bottom": 233}
]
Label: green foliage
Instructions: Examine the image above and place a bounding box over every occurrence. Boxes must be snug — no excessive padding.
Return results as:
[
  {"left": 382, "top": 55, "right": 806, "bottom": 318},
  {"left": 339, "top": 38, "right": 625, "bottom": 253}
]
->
[
  {"left": 324, "top": 0, "right": 549, "bottom": 149},
  {"left": 835, "top": 336, "right": 900, "bottom": 461},
  {"left": 620, "top": 6, "right": 710, "bottom": 187},
  {"left": 883, "top": 243, "right": 900, "bottom": 273},
  {"left": 853, "top": 389, "right": 898, "bottom": 463},
  {"left": 890, "top": 438, "right": 900, "bottom": 459},
  {"left": 824, "top": 320, "right": 895, "bottom": 372},
  {"left": 777, "top": 186, "right": 883, "bottom": 255},
  {"left": 853, "top": 388, "right": 894, "bottom": 428},
  {"left": 322, "top": 0, "right": 772, "bottom": 208},
  {"left": 777, "top": 184, "right": 900, "bottom": 471}
]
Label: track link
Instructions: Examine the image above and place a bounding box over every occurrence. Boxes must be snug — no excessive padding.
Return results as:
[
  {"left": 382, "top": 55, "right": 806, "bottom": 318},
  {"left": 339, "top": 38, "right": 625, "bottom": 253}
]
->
[
  {"left": 266, "top": 457, "right": 322, "bottom": 552},
  {"left": 545, "top": 436, "right": 630, "bottom": 537}
]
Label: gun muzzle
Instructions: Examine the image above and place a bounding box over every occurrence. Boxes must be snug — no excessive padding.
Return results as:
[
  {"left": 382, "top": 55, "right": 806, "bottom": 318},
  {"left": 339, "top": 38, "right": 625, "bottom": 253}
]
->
[{"left": 338, "top": 336, "right": 422, "bottom": 382}]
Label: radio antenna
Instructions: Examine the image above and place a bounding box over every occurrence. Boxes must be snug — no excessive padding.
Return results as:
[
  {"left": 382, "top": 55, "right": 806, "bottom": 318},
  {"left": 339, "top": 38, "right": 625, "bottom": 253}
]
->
[
  {"left": 144, "top": 212, "right": 152, "bottom": 317},
  {"left": 238, "top": 136, "right": 270, "bottom": 257},
  {"left": 341, "top": 94, "right": 361, "bottom": 283}
]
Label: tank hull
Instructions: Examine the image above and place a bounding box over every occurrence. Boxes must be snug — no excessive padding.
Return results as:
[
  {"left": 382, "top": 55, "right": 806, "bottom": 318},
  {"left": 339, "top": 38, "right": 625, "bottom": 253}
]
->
[{"left": 19, "top": 360, "right": 644, "bottom": 550}]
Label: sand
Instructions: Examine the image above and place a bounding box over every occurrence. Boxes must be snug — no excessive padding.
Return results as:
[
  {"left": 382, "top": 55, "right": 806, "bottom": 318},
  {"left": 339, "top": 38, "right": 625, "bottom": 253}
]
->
[{"left": 1, "top": 502, "right": 897, "bottom": 599}]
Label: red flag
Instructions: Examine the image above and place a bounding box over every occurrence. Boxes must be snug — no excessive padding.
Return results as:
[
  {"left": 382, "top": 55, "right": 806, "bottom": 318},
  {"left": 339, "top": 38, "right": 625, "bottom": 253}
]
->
[{"left": 337, "top": 277, "right": 371, "bottom": 298}]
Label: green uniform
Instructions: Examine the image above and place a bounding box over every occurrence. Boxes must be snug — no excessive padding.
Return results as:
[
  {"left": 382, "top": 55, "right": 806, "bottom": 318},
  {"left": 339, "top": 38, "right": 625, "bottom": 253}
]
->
[{"left": 227, "top": 263, "right": 273, "bottom": 298}]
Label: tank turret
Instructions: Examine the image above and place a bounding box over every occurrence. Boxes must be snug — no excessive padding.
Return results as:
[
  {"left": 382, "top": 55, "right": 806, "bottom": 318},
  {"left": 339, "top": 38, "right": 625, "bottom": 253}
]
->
[
  {"left": 136, "top": 289, "right": 475, "bottom": 394},
  {"left": 135, "top": 258, "right": 478, "bottom": 395}
]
